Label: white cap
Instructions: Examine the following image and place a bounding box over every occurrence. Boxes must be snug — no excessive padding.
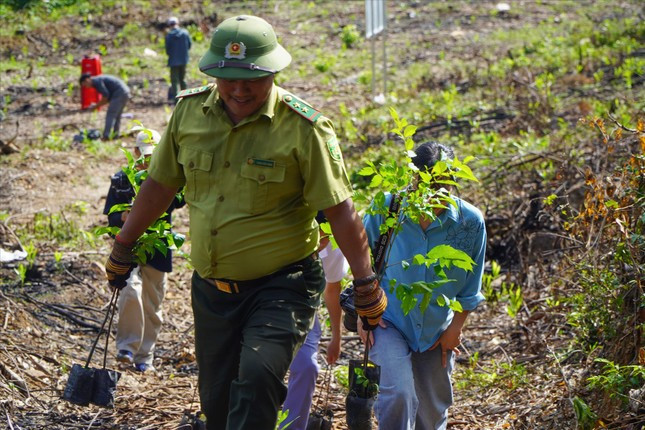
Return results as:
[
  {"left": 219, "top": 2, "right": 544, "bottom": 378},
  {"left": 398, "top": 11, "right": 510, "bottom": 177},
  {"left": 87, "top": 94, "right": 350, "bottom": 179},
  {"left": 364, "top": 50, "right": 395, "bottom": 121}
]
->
[
  {"left": 135, "top": 129, "right": 161, "bottom": 156},
  {"left": 167, "top": 16, "right": 179, "bottom": 25}
]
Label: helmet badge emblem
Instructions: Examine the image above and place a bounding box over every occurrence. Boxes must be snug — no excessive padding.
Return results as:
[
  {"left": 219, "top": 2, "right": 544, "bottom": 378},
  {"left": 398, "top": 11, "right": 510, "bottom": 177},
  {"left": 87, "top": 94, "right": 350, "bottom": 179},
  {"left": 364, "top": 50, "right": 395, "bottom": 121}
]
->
[{"left": 225, "top": 41, "right": 246, "bottom": 59}]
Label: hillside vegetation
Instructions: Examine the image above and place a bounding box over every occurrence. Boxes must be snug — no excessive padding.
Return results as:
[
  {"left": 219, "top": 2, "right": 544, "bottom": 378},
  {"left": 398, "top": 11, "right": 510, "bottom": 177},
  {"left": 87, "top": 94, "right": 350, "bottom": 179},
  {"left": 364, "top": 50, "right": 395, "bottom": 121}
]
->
[{"left": 0, "top": 1, "right": 643, "bottom": 429}]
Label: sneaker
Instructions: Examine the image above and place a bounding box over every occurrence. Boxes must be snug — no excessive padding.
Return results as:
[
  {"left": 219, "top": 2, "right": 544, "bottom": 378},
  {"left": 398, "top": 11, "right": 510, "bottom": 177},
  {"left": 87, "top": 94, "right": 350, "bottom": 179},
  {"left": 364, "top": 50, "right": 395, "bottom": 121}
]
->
[
  {"left": 134, "top": 363, "right": 154, "bottom": 372},
  {"left": 116, "top": 350, "right": 134, "bottom": 364}
]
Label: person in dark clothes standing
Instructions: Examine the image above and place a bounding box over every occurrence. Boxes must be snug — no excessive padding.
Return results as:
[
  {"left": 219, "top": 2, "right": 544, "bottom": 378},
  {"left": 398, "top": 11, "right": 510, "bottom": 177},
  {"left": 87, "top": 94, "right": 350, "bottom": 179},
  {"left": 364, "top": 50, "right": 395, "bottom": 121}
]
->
[
  {"left": 80, "top": 73, "right": 131, "bottom": 140},
  {"left": 165, "top": 16, "right": 192, "bottom": 103},
  {"left": 103, "top": 129, "right": 185, "bottom": 372}
]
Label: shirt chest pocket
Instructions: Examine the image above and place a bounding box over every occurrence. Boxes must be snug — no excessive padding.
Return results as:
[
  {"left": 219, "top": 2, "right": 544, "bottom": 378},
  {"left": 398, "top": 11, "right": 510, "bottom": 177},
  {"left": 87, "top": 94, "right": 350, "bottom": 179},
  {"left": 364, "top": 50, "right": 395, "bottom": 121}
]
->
[
  {"left": 178, "top": 147, "right": 213, "bottom": 203},
  {"left": 239, "top": 162, "right": 286, "bottom": 214}
]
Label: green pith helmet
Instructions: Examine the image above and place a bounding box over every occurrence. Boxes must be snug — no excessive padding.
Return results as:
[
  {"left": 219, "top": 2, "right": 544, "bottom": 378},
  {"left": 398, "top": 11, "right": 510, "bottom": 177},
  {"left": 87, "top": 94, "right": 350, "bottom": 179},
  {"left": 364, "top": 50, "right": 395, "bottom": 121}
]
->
[{"left": 199, "top": 15, "right": 292, "bottom": 79}]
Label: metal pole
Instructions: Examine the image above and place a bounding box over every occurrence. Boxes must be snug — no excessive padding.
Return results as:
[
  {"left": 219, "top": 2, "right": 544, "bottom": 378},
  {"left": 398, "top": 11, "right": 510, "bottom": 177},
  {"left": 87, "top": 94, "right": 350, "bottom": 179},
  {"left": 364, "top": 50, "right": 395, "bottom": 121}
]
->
[
  {"left": 371, "top": 36, "right": 376, "bottom": 99},
  {"left": 382, "top": 28, "right": 387, "bottom": 98}
]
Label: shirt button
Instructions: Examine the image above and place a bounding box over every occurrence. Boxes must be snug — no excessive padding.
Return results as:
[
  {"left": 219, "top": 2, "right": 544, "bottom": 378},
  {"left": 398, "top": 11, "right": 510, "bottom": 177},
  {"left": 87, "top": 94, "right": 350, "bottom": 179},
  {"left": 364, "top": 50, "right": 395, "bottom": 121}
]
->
[
  {"left": 416, "top": 324, "right": 422, "bottom": 329},
  {"left": 224, "top": 161, "right": 230, "bottom": 168},
  {"left": 247, "top": 158, "right": 253, "bottom": 165},
  {"left": 211, "top": 229, "right": 218, "bottom": 236},
  {"left": 188, "top": 161, "right": 195, "bottom": 168},
  {"left": 258, "top": 174, "right": 265, "bottom": 182},
  {"left": 218, "top": 195, "right": 224, "bottom": 202}
]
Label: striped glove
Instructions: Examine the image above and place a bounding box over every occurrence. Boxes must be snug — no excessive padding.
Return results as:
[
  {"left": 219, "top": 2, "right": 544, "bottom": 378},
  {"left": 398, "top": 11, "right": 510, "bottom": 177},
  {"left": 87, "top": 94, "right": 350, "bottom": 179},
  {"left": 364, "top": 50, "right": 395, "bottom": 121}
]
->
[
  {"left": 353, "top": 274, "right": 388, "bottom": 330},
  {"left": 105, "top": 235, "right": 136, "bottom": 290}
]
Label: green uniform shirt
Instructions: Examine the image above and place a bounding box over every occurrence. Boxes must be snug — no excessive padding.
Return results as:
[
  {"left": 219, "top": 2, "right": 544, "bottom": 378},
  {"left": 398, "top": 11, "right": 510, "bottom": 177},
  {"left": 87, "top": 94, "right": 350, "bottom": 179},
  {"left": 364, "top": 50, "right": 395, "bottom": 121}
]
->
[{"left": 148, "top": 84, "right": 352, "bottom": 280}]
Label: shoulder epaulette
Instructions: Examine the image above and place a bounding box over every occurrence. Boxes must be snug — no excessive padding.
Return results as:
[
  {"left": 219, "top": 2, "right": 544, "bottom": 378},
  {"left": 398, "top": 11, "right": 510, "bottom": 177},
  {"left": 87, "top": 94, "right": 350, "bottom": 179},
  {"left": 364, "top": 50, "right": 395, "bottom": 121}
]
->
[
  {"left": 282, "top": 94, "right": 323, "bottom": 123},
  {"left": 176, "top": 84, "right": 214, "bottom": 99}
]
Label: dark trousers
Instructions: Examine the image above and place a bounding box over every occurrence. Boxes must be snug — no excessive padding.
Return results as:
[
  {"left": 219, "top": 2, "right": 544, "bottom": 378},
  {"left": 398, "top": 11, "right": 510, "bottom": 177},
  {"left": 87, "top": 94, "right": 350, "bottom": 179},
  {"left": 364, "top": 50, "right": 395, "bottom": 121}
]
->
[
  {"left": 169, "top": 65, "right": 187, "bottom": 100},
  {"left": 191, "top": 256, "right": 325, "bottom": 430}
]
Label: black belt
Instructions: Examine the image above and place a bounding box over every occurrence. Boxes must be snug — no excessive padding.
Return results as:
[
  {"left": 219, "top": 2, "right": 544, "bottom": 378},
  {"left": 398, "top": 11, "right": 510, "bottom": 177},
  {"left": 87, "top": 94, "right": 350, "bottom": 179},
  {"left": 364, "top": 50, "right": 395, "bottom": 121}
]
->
[{"left": 205, "top": 253, "right": 319, "bottom": 294}]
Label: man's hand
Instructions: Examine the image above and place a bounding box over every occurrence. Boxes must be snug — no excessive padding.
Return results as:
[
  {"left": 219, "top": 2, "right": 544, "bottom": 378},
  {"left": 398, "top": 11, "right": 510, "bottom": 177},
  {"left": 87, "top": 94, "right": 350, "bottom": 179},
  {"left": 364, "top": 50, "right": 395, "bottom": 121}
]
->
[
  {"left": 428, "top": 323, "right": 462, "bottom": 368},
  {"left": 357, "top": 316, "right": 386, "bottom": 347},
  {"left": 353, "top": 276, "right": 387, "bottom": 330},
  {"left": 105, "top": 235, "right": 136, "bottom": 289}
]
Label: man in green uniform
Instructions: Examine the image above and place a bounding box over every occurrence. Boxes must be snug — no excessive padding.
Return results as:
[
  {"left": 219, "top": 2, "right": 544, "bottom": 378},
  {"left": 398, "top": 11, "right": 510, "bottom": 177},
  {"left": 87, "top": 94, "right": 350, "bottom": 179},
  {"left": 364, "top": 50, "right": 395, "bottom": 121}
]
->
[{"left": 103, "top": 15, "right": 387, "bottom": 430}]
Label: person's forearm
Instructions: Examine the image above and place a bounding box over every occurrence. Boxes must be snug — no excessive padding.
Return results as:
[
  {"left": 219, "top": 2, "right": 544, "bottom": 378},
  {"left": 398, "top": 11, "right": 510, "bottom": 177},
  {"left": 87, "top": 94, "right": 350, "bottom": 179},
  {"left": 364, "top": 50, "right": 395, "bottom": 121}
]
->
[
  {"left": 324, "top": 199, "right": 373, "bottom": 279},
  {"left": 117, "top": 177, "right": 178, "bottom": 244},
  {"left": 324, "top": 281, "right": 343, "bottom": 338},
  {"left": 449, "top": 310, "right": 470, "bottom": 332}
]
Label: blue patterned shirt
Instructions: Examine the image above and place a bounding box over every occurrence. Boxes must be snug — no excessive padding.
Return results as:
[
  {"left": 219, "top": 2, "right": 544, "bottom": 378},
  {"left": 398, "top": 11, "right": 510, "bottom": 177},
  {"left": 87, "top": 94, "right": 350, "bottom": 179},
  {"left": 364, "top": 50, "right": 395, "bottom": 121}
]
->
[{"left": 363, "top": 193, "right": 486, "bottom": 351}]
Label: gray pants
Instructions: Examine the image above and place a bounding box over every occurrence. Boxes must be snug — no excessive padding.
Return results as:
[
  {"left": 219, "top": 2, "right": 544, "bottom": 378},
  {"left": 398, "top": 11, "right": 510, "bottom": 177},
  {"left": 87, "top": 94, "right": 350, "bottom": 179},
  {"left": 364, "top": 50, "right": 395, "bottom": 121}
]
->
[
  {"left": 371, "top": 323, "right": 455, "bottom": 430},
  {"left": 104, "top": 94, "right": 129, "bottom": 139}
]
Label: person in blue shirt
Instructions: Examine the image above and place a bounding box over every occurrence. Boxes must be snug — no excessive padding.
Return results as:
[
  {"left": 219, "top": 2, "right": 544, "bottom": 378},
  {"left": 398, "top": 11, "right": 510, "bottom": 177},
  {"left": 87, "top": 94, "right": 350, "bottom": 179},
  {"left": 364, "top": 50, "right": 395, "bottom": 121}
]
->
[
  {"left": 359, "top": 141, "right": 486, "bottom": 430},
  {"left": 165, "top": 16, "right": 192, "bottom": 103}
]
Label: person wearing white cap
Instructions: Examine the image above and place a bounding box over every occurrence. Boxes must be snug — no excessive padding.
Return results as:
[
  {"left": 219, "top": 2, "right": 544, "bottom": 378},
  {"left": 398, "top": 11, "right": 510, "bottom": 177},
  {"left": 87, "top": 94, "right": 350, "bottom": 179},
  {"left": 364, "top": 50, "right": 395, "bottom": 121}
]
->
[
  {"left": 102, "top": 128, "right": 185, "bottom": 372},
  {"left": 165, "top": 16, "right": 192, "bottom": 103}
]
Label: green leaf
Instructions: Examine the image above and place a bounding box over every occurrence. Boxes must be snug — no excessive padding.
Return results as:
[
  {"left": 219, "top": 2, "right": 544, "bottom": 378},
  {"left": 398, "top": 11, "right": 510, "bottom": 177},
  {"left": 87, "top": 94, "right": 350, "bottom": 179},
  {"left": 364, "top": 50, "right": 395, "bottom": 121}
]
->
[
  {"left": 401, "top": 293, "right": 417, "bottom": 314},
  {"left": 135, "top": 170, "right": 148, "bottom": 185},
  {"left": 94, "top": 226, "right": 119, "bottom": 236},
  {"left": 369, "top": 174, "right": 383, "bottom": 187},
  {"left": 437, "top": 294, "right": 447, "bottom": 307},
  {"left": 107, "top": 203, "right": 131, "bottom": 215},
  {"left": 418, "top": 170, "right": 432, "bottom": 183},
  {"left": 320, "top": 222, "right": 332, "bottom": 234},
  {"left": 449, "top": 300, "right": 463, "bottom": 312},
  {"left": 452, "top": 162, "right": 478, "bottom": 182},
  {"left": 172, "top": 232, "right": 186, "bottom": 248},
  {"left": 412, "top": 254, "right": 425, "bottom": 265},
  {"left": 419, "top": 293, "right": 432, "bottom": 313},
  {"left": 434, "top": 264, "right": 447, "bottom": 279},
  {"left": 403, "top": 124, "right": 417, "bottom": 138},
  {"left": 153, "top": 241, "right": 168, "bottom": 256},
  {"left": 426, "top": 245, "right": 475, "bottom": 272},
  {"left": 462, "top": 155, "right": 475, "bottom": 163},
  {"left": 433, "top": 161, "right": 448, "bottom": 175},
  {"left": 544, "top": 194, "right": 557, "bottom": 205},
  {"left": 358, "top": 166, "right": 375, "bottom": 176},
  {"left": 389, "top": 107, "right": 400, "bottom": 124}
]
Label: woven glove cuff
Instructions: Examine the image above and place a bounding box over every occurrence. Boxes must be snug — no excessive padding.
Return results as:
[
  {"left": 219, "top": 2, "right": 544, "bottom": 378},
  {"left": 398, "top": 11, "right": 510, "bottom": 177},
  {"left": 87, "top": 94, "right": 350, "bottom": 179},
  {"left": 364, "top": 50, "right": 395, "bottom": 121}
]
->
[
  {"left": 105, "top": 236, "right": 136, "bottom": 289},
  {"left": 353, "top": 280, "right": 387, "bottom": 327},
  {"left": 111, "top": 235, "right": 135, "bottom": 264}
]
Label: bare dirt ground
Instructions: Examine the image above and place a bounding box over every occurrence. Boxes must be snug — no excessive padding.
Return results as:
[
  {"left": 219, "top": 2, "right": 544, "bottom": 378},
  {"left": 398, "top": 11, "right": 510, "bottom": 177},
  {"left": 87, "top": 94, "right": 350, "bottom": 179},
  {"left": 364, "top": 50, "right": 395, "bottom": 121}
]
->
[{"left": 1, "top": 1, "right": 643, "bottom": 429}]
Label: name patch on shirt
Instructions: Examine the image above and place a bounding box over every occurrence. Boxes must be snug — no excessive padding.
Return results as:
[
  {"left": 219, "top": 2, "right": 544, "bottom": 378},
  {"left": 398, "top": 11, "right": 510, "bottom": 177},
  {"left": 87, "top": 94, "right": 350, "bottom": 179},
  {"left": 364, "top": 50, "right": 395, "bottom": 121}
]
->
[{"left": 247, "top": 158, "right": 275, "bottom": 168}]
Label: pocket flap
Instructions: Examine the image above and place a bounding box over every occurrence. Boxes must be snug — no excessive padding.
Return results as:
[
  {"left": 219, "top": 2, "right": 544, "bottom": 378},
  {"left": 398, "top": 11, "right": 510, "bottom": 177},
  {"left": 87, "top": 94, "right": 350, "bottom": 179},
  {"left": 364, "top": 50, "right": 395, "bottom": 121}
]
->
[{"left": 178, "top": 147, "right": 213, "bottom": 172}]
